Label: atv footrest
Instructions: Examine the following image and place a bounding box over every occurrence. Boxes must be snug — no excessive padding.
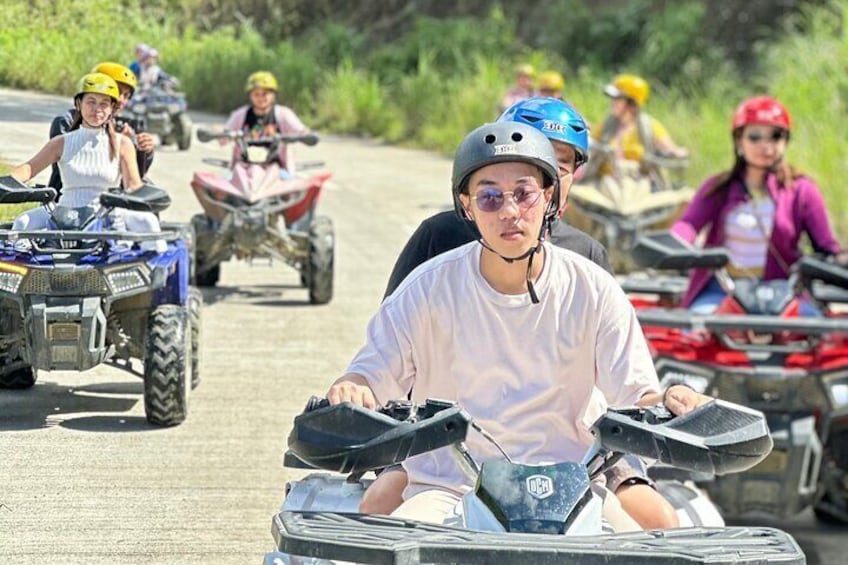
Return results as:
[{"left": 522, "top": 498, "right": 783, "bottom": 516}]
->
[{"left": 273, "top": 511, "right": 805, "bottom": 564}]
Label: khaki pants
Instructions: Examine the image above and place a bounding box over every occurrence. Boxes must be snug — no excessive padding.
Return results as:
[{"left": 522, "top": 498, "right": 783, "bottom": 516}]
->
[{"left": 391, "top": 483, "right": 641, "bottom": 532}]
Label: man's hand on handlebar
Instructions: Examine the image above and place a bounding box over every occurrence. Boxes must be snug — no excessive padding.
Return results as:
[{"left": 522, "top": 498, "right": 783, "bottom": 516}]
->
[
  {"left": 638, "top": 384, "right": 711, "bottom": 416},
  {"left": 326, "top": 373, "right": 378, "bottom": 409}
]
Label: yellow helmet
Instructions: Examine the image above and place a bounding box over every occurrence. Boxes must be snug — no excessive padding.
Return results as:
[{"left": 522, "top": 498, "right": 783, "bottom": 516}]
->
[
  {"left": 245, "top": 71, "right": 278, "bottom": 92},
  {"left": 515, "top": 63, "right": 535, "bottom": 77},
  {"left": 604, "top": 74, "right": 650, "bottom": 107},
  {"left": 76, "top": 72, "right": 120, "bottom": 103},
  {"left": 91, "top": 62, "right": 138, "bottom": 93},
  {"left": 537, "top": 71, "right": 565, "bottom": 93}
]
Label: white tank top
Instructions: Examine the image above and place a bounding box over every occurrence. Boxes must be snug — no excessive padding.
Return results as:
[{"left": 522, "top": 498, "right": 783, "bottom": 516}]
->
[{"left": 58, "top": 127, "right": 121, "bottom": 207}]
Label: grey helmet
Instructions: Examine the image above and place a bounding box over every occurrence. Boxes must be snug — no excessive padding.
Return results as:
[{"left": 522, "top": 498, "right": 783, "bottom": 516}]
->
[{"left": 451, "top": 121, "right": 560, "bottom": 221}]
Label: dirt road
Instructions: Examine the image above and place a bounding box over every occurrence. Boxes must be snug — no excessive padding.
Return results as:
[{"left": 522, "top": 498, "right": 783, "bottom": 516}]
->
[{"left": 0, "top": 87, "right": 842, "bottom": 564}]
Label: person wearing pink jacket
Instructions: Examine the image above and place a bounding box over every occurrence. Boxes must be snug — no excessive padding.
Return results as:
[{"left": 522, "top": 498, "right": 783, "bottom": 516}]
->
[{"left": 671, "top": 96, "right": 844, "bottom": 313}]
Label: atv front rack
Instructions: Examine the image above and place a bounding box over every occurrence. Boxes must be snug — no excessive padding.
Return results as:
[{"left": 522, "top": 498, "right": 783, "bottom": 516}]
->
[
  {"left": 272, "top": 511, "right": 805, "bottom": 565},
  {"left": 638, "top": 308, "right": 848, "bottom": 353},
  {"left": 0, "top": 228, "right": 183, "bottom": 242}
]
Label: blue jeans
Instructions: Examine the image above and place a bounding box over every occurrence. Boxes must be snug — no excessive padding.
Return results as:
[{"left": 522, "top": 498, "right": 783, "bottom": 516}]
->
[{"left": 690, "top": 278, "right": 726, "bottom": 314}]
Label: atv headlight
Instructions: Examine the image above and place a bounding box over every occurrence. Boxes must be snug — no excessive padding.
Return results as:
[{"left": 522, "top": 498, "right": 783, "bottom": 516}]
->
[
  {"left": 0, "top": 261, "right": 27, "bottom": 293},
  {"left": 0, "top": 271, "right": 24, "bottom": 293},
  {"left": 104, "top": 265, "right": 149, "bottom": 294}
]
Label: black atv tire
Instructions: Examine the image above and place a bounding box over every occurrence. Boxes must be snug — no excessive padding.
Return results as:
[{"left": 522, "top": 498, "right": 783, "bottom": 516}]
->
[
  {"left": 813, "top": 493, "right": 848, "bottom": 525},
  {"left": 0, "top": 366, "right": 37, "bottom": 389},
  {"left": 195, "top": 263, "right": 220, "bottom": 287},
  {"left": 191, "top": 214, "right": 220, "bottom": 287},
  {"left": 307, "top": 216, "right": 334, "bottom": 305},
  {"left": 143, "top": 305, "right": 190, "bottom": 426},
  {"left": 175, "top": 113, "right": 193, "bottom": 151},
  {"left": 188, "top": 287, "right": 203, "bottom": 389}
]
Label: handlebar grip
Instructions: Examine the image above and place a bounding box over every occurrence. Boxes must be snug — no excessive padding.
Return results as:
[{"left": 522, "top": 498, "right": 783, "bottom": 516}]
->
[{"left": 303, "top": 396, "right": 330, "bottom": 413}]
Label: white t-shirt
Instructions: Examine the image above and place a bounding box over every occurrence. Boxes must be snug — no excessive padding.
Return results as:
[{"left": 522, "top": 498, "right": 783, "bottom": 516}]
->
[{"left": 346, "top": 241, "right": 659, "bottom": 497}]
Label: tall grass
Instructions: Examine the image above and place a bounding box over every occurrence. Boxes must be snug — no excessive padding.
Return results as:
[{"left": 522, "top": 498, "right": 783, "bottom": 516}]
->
[
  {"left": 761, "top": 3, "right": 847, "bottom": 226},
  {"left": 0, "top": 0, "right": 844, "bottom": 235}
]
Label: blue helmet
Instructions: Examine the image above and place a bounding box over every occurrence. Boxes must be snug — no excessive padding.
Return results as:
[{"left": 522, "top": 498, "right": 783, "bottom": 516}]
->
[{"left": 498, "top": 97, "right": 589, "bottom": 166}]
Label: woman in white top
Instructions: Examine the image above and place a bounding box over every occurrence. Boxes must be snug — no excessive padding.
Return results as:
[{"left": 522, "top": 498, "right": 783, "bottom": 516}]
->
[{"left": 9, "top": 72, "right": 161, "bottom": 245}]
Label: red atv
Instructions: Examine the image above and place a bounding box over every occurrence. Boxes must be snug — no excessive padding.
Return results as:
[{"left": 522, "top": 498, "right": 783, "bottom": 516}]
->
[
  {"left": 623, "top": 231, "right": 848, "bottom": 524},
  {"left": 191, "top": 128, "right": 333, "bottom": 304}
]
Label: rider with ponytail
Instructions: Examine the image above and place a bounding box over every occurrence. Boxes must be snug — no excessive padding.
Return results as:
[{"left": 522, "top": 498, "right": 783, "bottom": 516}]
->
[{"left": 672, "top": 96, "right": 844, "bottom": 312}]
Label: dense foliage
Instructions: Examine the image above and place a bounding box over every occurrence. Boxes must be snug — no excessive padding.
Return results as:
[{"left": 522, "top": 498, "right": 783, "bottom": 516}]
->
[{"left": 0, "top": 0, "right": 845, "bottom": 232}]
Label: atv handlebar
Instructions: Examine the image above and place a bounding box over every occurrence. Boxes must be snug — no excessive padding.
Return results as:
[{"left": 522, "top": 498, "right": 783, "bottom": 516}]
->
[
  {"left": 0, "top": 175, "right": 57, "bottom": 204},
  {"left": 632, "top": 230, "right": 729, "bottom": 271},
  {"left": 287, "top": 397, "right": 470, "bottom": 474},
  {"left": 195, "top": 128, "right": 319, "bottom": 146},
  {"left": 288, "top": 395, "right": 773, "bottom": 478},
  {"left": 99, "top": 183, "right": 172, "bottom": 213},
  {"left": 799, "top": 255, "right": 848, "bottom": 289}
]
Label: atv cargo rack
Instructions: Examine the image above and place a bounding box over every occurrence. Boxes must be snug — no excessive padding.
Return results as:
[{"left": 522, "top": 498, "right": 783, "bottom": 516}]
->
[{"left": 271, "top": 511, "right": 805, "bottom": 565}]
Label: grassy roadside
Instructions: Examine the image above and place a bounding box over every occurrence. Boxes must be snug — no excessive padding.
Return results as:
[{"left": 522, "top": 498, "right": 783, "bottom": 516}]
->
[{"left": 0, "top": 1, "right": 844, "bottom": 236}]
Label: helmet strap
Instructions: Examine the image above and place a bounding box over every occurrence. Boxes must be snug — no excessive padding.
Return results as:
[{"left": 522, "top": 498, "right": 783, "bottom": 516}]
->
[{"left": 476, "top": 214, "right": 550, "bottom": 305}]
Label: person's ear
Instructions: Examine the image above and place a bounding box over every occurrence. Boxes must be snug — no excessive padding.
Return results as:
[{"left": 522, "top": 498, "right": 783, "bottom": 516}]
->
[{"left": 458, "top": 193, "right": 473, "bottom": 220}]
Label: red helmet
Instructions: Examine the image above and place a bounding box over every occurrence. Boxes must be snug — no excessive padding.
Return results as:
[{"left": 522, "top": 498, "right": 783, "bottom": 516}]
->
[{"left": 732, "top": 96, "right": 791, "bottom": 132}]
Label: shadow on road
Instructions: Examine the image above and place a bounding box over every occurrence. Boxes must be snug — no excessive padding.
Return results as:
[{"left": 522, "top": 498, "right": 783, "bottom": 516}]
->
[
  {"left": 0, "top": 379, "right": 154, "bottom": 432},
  {"left": 60, "top": 414, "right": 156, "bottom": 432},
  {"left": 200, "top": 284, "right": 309, "bottom": 306}
]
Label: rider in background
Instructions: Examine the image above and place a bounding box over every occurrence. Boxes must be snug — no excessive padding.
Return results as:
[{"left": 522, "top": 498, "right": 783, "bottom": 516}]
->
[
  {"left": 223, "top": 70, "right": 311, "bottom": 176},
  {"left": 48, "top": 62, "right": 155, "bottom": 194},
  {"left": 128, "top": 42, "right": 149, "bottom": 79},
  {"left": 535, "top": 70, "right": 565, "bottom": 100},
  {"left": 9, "top": 73, "right": 162, "bottom": 248},
  {"left": 498, "top": 63, "right": 535, "bottom": 112},
  {"left": 581, "top": 74, "right": 687, "bottom": 184},
  {"left": 136, "top": 47, "right": 177, "bottom": 91},
  {"left": 671, "top": 95, "right": 844, "bottom": 314},
  {"left": 330, "top": 120, "right": 709, "bottom": 528}
]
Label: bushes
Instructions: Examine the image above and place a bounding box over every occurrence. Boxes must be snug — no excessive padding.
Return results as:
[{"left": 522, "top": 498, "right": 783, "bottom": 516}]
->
[{"left": 0, "top": 0, "right": 844, "bottom": 235}]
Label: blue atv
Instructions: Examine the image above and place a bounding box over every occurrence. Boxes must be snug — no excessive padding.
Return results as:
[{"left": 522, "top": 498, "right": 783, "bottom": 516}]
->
[
  {"left": 0, "top": 176, "right": 201, "bottom": 426},
  {"left": 123, "top": 81, "right": 192, "bottom": 151}
]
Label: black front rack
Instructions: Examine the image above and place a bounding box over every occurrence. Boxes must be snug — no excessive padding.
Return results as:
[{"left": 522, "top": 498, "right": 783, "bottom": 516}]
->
[
  {"left": 0, "top": 228, "right": 183, "bottom": 255},
  {"left": 273, "top": 511, "right": 806, "bottom": 565}
]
